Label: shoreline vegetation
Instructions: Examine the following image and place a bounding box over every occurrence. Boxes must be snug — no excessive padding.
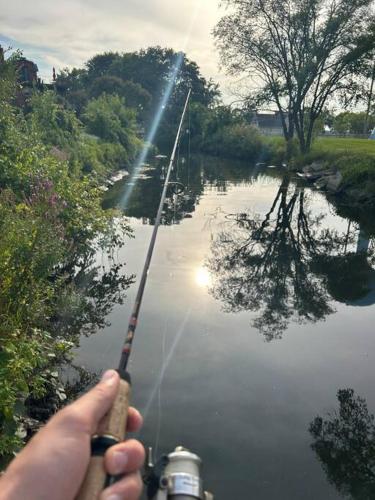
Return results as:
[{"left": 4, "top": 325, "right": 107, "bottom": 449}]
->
[
  {"left": 1, "top": 43, "right": 374, "bottom": 462},
  {"left": 266, "top": 136, "right": 375, "bottom": 206}
]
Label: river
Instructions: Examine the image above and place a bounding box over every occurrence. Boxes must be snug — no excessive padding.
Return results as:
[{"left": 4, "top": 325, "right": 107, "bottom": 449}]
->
[{"left": 76, "top": 155, "right": 375, "bottom": 499}]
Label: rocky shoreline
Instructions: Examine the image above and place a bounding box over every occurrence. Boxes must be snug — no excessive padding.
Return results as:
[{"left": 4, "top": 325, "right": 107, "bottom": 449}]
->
[{"left": 296, "top": 161, "right": 374, "bottom": 206}]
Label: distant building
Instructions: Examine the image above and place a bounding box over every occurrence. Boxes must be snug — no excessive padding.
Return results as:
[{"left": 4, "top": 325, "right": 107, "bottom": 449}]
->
[
  {"left": 15, "top": 58, "right": 39, "bottom": 85},
  {"left": 0, "top": 45, "right": 39, "bottom": 86},
  {"left": 0, "top": 45, "right": 46, "bottom": 106},
  {"left": 251, "top": 111, "right": 288, "bottom": 136}
]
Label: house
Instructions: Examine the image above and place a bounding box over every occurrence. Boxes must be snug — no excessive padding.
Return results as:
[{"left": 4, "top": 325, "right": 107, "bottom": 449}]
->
[
  {"left": 0, "top": 45, "right": 45, "bottom": 106},
  {"left": 251, "top": 111, "right": 288, "bottom": 136},
  {"left": 15, "top": 58, "right": 39, "bottom": 85}
]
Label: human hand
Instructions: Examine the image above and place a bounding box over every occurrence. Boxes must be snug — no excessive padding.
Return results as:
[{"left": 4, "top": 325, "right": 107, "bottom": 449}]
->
[{"left": 0, "top": 370, "right": 145, "bottom": 500}]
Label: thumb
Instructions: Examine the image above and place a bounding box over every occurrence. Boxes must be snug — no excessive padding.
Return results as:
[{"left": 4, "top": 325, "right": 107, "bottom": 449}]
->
[{"left": 69, "top": 369, "right": 120, "bottom": 434}]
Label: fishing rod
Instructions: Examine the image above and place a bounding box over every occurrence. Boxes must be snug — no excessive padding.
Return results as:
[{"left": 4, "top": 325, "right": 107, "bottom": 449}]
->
[{"left": 77, "top": 89, "right": 194, "bottom": 500}]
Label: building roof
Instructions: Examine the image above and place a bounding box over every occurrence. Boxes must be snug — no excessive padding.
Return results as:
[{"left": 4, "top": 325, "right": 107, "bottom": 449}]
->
[{"left": 252, "top": 112, "right": 285, "bottom": 129}]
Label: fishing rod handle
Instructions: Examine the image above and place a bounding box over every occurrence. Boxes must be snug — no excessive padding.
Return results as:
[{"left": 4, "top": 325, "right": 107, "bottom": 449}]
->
[{"left": 76, "top": 376, "right": 131, "bottom": 500}]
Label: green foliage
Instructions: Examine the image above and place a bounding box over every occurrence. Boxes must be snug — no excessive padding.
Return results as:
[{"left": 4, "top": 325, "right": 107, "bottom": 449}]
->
[
  {"left": 293, "top": 137, "right": 375, "bottom": 203},
  {"left": 0, "top": 54, "right": 17, "bottom": 103},
  {"left": 89, "top": 76, "right": 152, "bottom": 111},
  {"left": 72, "top": 139, "right": 129, "bottom": 177},
  {"left": 28, "top": 91, "right": 81, "bottom": 148},
  {"left": 333, "top": 112, "right": 375, "bottom": 135},
  {"left": 56, "top": 47, "right": 220, "bottom": 148},
  {"left": 82, "top": 94, "right": 140, "bottom": 156},
  {"left": 202, "top": 122, "right": 263, "bottom": 160},
  {"left": 0, "top": 57, "right": 135, "bottom": 459}
]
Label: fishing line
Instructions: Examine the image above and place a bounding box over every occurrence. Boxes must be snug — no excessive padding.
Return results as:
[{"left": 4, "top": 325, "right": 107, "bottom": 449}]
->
[
  {"left": 154, "top": 317, "right": 167, "bottom": 458},
  {"left": 140, "top": 308, "right": 192, "bottom": 423}
]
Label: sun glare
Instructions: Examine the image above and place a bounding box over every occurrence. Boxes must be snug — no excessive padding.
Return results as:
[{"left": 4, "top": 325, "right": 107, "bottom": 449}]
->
[{"left": 195, "top": 266, "right": 211, "bottom": 287}]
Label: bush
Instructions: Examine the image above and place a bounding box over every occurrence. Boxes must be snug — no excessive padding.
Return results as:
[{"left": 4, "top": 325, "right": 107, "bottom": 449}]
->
[
  {"left": 82, "top": 93, "right": 140, "bottom": 156},
  {"left": 0, "top": 69, "right": 134, "bottom": 459},
  {"left": 202, "top": 123, "right": 264, "bottom": 161}
]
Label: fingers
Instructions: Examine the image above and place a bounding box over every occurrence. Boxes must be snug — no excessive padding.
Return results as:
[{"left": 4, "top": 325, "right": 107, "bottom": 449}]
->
[
  {"left": 57, "top": 370, "right": 120, "bottom": 434},
  {"left": 100, "top": 471, "right": 143, "bottom": 500},
  {"left": 104, "top": 439, "right": 145, "bottom": 476},
  {"left": 127, "top": 407, "right": 143, "bottom": 433}
]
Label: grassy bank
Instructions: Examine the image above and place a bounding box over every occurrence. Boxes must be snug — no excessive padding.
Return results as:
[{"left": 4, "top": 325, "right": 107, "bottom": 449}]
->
[
  {"left": 285, "top": 137, "right": 375, "bottom": 204},
  {"left": 313, "top": 137, "right": 375, "bottom": 156}
]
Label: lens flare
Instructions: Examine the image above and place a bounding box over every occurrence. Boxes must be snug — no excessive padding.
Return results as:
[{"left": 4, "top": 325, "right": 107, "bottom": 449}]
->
[{"left": 119, "top": 52, "right": 184, "bottom": 211}]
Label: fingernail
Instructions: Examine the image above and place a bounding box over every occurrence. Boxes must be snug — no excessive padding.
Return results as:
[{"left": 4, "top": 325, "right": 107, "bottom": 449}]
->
[
  {"left": 101, "top": 370, "right": 117, "bottom": 386},
  {"left": 112, "top": 450, "right": 129, "bottom": 473},
  {"left": 104, "top": 495, "right": 122, "bottom": 500}
]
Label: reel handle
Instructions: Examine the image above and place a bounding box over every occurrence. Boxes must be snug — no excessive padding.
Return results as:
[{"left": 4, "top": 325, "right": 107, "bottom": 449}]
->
[{"left": 76, "top": 375, "right": 131, "bottom": 500}]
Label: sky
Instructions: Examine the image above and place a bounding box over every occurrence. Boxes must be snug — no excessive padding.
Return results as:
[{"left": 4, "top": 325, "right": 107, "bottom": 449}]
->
[{"left": 0, "top": 0, "right": 232, "bottom": 96}]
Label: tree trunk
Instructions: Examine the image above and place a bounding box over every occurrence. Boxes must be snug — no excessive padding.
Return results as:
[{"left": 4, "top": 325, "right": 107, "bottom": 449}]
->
[
  {"left": 305, "top": 117, "right": 316, "bottom": 153},
  {"left": 363, "top": 61, "right": 375, "bottom": 135}
]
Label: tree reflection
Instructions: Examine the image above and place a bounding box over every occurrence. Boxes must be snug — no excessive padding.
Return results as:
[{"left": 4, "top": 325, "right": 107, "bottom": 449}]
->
[
  {"left": 50, "top": 260, "right": 135, "bottom": 339},
  {"left": 103, "top": 158, "right": 204, "bottom": 225},
  {"left": 208, "top": 175, "right": 374, "bottom": 340},
  {"left": 21, "top": 256, "right": 134, "bottom": 438},
  {"left": 310, "top": 389, "right": 375, "bottom": 499}
]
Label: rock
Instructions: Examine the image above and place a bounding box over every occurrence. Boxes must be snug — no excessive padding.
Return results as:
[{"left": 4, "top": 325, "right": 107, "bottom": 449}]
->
[
  {"left": 310, "top": 161, "right": 326, "bottom": 173},
  {"left": 314, "top": 171, "right": 343, "bottom": 193},
  {"left": 325, "top": 171, "right": 343, "bottom": 193},
  {"left": 302, "top": 161, "right": 326, "bottom": 176}
]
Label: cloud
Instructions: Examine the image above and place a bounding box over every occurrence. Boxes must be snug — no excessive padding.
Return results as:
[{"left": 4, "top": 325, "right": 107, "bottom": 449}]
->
[{"left": 0, "top": 0, "right": 231, "bottom": 95}]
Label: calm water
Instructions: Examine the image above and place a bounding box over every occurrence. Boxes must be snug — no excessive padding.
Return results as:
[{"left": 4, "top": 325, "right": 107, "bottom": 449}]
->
[{"left": 76, "top": 156, "right": 375, "bottom": 499}]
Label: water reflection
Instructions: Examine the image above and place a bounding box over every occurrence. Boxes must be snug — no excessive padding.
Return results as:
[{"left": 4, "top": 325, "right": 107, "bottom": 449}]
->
[
  {"left": 208, "top": 175, "right": 375, "bottom": 340},
  {"left": 310, "top": 389, "right": 375, "bottom": 499},
  {"left": 51, "top": 260, "right": 134, "bottom": 339},
  {"left": 102, "top": 156, "right": 264, "bottom": 224},
  {"left": 103, "top": 159, "right": 204, "bottom": 224},
  {"left": 77, "top": 158, "right": 375, "bottom": 499},
  {"left": 24, "top": 256, "right": 134, "bottom": 434}
]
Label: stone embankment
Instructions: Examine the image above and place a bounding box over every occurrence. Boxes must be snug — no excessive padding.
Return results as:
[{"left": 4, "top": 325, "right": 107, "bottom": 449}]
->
[{"left": 297, "top": 161, "right": 343, "bottom": 194}]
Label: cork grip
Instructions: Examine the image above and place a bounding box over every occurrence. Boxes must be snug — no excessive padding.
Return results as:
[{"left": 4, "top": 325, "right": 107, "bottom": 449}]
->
[{"left": 76, "top": 378, "right": 131, "bottom": 500}]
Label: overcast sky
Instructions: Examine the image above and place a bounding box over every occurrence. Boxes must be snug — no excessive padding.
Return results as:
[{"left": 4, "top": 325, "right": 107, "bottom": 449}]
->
[{"left": 0, "top": 0, "right": 233, "bottom": 95}]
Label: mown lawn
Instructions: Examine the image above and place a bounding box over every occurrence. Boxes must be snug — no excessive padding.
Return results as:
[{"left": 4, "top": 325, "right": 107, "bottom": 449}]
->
[{"left": 313, "top": 137, "right": 375, "bottom": 156}]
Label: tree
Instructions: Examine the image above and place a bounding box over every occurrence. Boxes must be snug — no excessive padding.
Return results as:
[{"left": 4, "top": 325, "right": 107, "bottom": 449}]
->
[
  {"left": 89, "top": 76, "right": 151, "bottom": 112},
  {"left": 82, "top": 93, "right": 140, "bottom": 156},
  {"left": 85, "top": 52, "right": 121, "bottom": 80},
  {"left": 214, "top": 0, "right": 375, "bottom": 154},
  {"left": 56, "top": 47, "right": 220, "bottom": 150},
  {"left": 310, "top": 389, "right": 375, "bottom": 499},
  {"left": 333, "top": 111, "right": 375, "bottom": 135}
]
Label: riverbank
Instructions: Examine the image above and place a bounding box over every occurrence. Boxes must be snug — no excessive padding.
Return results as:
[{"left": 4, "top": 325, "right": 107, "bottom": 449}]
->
[
  {"left": 270, "top": 137, "right": 375, "bottom": 206},
  {"left": 0, "top": 63, "right": 141, "bottom": 461}
]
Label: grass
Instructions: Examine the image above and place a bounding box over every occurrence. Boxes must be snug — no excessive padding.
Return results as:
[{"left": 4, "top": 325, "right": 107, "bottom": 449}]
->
[
  {"left": 312, "top": 136, "right": 375, "bottom": 156},
  {"left": 299, "top": 137, "right": 375, "bottom": 203}
]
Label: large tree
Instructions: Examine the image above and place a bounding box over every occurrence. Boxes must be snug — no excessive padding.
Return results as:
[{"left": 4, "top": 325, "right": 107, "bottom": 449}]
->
[{"left": 214, "top": 0, "right": 375, "bottom": 154}]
